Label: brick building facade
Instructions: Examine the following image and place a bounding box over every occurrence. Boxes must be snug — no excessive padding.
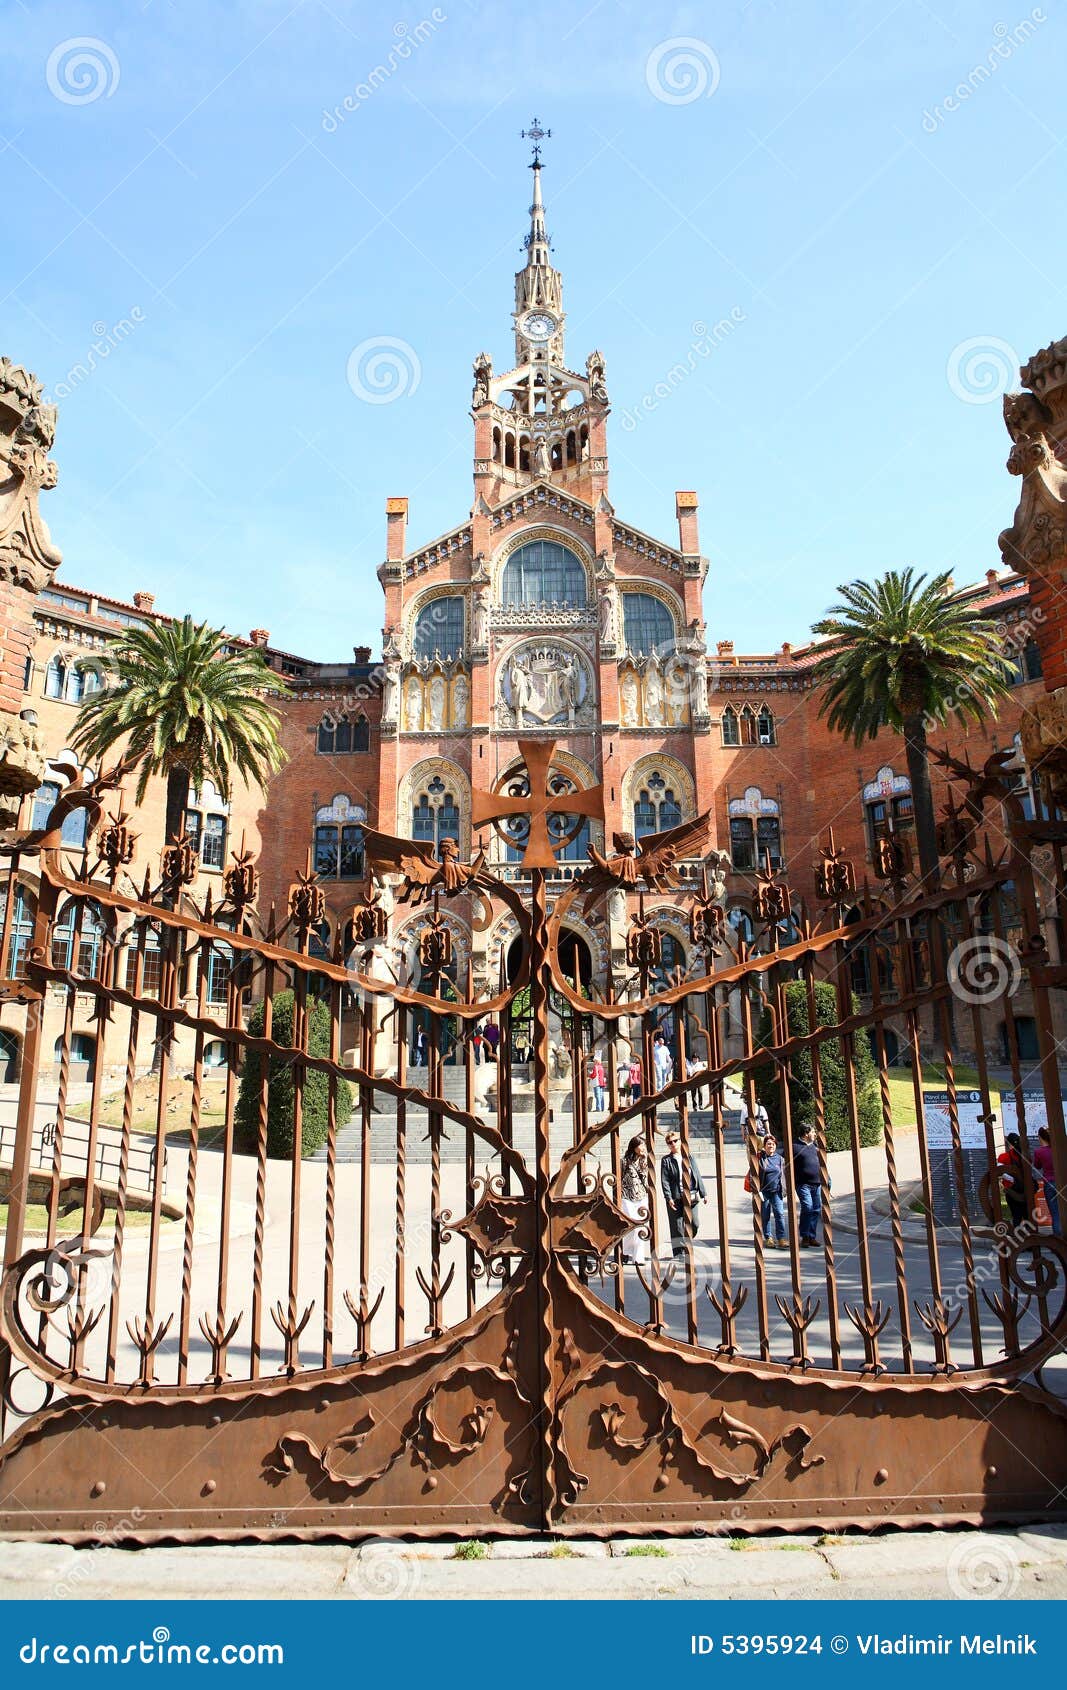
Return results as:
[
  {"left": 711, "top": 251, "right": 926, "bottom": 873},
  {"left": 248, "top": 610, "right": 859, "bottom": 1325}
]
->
[{"left": 2, "top": 149, "right": 1057, "bottom": 1083}]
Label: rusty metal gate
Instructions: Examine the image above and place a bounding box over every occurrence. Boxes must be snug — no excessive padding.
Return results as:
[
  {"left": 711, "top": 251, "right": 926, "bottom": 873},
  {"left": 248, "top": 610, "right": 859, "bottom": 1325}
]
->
[{"left": 2, "top": 741, "right": 1067, "bottom": 1542}]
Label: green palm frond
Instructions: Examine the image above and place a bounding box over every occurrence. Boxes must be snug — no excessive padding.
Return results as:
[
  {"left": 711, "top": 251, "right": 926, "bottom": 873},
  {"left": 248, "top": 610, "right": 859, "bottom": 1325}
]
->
[
  {"left": 811, "top": 568, "right": 1013, "bottom": 746},
  {"left": 70, "top": 615, "right": 290, "bottom": 803}
]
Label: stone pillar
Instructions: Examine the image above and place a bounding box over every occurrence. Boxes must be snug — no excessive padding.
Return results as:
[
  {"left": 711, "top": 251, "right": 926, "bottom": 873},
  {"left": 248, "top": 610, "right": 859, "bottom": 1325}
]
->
[{"left": 0, "top": 357, "right": 63, "bottom": 824}]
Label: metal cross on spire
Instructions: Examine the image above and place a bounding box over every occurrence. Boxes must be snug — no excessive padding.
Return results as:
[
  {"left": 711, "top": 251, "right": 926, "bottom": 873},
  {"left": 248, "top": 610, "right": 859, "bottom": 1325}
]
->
[{"left": 521, "top": 117, "right": 551, "bottom": 166}]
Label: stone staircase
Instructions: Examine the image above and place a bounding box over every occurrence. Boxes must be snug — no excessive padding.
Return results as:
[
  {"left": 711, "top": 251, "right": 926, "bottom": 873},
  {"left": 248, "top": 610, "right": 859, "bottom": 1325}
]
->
[{"left": 312, "top": 1065, "right": 724, "bottom": 1165}]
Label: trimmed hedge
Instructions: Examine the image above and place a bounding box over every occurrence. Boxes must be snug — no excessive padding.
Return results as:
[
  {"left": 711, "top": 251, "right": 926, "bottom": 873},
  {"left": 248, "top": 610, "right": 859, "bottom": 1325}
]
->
[
  {"left": 235, "top": 989, "right": 353, "bottom": 1159},
  {"left": 755, "top": 979, "right": 882, "bottom": 1152}
]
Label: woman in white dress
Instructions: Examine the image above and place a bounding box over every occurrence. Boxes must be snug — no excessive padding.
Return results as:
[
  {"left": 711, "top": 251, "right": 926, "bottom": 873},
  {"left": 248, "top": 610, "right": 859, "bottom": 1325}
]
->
[{"left": 620, "top": 1135, "right": 650, "bottom": 1266}]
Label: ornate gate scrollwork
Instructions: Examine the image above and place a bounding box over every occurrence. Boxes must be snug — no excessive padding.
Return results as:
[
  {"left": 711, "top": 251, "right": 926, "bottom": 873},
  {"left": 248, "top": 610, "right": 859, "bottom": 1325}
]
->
[{"left": 3, "top": 742, "right": 1067, "bottom": 1539}]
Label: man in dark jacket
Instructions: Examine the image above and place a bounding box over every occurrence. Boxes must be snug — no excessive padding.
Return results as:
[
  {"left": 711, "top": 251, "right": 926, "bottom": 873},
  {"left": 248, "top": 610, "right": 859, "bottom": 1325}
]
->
[
  {"left": 793, "top": 1125, "right": 822, "bottom": 1247},
  {"left": 660, "top": 1131, "right": 707, "bottom": 1259}
]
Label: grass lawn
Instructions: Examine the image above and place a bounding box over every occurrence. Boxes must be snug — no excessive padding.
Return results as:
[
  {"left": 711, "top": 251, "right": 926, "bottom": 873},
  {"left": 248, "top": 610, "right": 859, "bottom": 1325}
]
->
[
  {"left": 883, "top": 1063, "right": 1000, "bottom": 1132},
  {"left": 97, "top": 1074, "right": 230, "bottom": 1140},
  {"left": 0, "top": 1200, "right": 163, "bottom": 1234},
  {"left": 727, "top": 1062, "right": 999, "bottom": 1135}
]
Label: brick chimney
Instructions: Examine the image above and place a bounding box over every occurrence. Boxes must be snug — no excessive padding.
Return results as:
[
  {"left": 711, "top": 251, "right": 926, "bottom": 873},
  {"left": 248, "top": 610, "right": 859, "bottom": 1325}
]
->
[
  {"left": 249, "top": 628, "right": 270, "bottom": 647},
  {"left": 986, "top": 569, "right": 1000, "bottom": 590},
  {"left": 675, "top": 491, "right": 699, "bottom": 553},
  {"left": 133, "top": 591, "right": 155, "bottom": 613},
  {"left": 386, "top": 497, "right": 408, "bottom": 561}
]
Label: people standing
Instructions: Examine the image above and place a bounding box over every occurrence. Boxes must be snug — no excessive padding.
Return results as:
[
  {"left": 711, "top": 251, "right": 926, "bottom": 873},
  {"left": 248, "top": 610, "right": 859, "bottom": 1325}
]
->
[
  {"left": 628, "top": 1054, "right": 643, "bottom": 1102},
  {"left": 616, "top": 1055, "right": 631, "bottom": 1108},
  {"left": 620, "top": 1135, "right": 650, "bottom": 1265},
  {"left": 660, "top": 1130, "right": 707, "bottom": 1259},
  {"left": 758, "top": 1133, "right": 788, "bottom": 1249},
  {"left": 589, "top": 1052, "right": 607, "bottom": 1113},
  {"left": 1033, "top": 1125, "right": 1059, "bottom": 1234},
  {"left": 792, "top": 1125, "right": 822, "bottom": 1248},
  {"left": 686, "top": 1053, "right": 707, "bottom": 1111},
  {"left": 483, "top": 1019, "right": 500, "bottom": 1063},
  {"left": 653, "top": 1032, "right": 673, "bottom": 1093},
  {"left": 998, "top": 1132, "right": 1030, "bottom": 1230},
  {"left": 740, "top": 1093, "right": 769, "bottom": 1140},
  {"left": 471, "top": 1024, "right": 485, "bottom": 1065},
  {"left": 412, "top": 1025, "right": 427, "bottom": 1068}
]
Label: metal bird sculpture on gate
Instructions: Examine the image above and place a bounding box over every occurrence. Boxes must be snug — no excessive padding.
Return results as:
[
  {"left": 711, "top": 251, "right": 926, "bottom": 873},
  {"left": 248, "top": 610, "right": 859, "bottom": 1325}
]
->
[
  {"left": 362, "top": 828, "right": 485, "bottom": 904},
  {"left": 577, "top": 812, "right": 715, "bottom": 914}
]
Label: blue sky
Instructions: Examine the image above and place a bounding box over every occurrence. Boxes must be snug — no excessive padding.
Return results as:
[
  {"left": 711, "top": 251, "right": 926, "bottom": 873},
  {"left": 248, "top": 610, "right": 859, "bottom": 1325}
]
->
[{"left": 2, "top": 0, "right": 1064, "bottom": 657}]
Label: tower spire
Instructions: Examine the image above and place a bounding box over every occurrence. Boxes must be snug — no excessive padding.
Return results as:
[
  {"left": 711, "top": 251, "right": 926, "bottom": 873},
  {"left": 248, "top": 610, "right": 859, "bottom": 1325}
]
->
[
  {"left": 515, "top": 120, "right": 563, "bottom": 364},
  {"left": 522, "top": 117, "right": 552, "bottom": 267}
]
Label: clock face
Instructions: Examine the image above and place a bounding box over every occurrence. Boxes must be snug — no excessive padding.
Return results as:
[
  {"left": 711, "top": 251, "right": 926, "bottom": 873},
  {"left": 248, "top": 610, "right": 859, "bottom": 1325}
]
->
[{"left": 522, "top": 312, "right": 556, "bottom": 343}]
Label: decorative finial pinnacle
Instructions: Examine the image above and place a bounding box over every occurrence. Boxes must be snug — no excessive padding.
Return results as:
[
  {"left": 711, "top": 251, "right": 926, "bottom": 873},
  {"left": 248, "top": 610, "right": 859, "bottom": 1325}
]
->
[{"left": 521, "top": 117, "right": 551, "bottom": 167}]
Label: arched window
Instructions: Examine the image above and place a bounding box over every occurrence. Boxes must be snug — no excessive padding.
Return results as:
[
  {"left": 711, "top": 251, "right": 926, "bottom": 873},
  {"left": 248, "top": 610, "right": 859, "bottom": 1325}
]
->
[
  {"left": 30, "top": 780, "right": 87, "bottom": 846},
  {"left": 756, "top": 706, "right": 776, "bottom": 746},
  {"left": 622, "top": 593, "right": 675, "bottom": 657},
  {"left": 317, "top": 714, "right": 351, "bottom": 754},
  {"left": 124, "top": 923, "right": 163, "bottom": 997},
  {"left": 500, "top": 540, "right": 586, "bottom": 608},
  {"left": 312, "top": 797, "right": 366, "bottom": 880},
  {"left": 186, "top": 784, "right": 228, "bottom": 870},
  {"left": 1009, "top": 638, "right": 1043, "bottom": 684},
  {"left": 728, "top": 791, "right": 782, "bottom": 872},
  {"left": 52, "top": 900, "right": 108, "bottom": 980},
  {"left": 313, "top": 822, "right": 364, "bottom": 879},
  {"left": 203, "top": 939, "right": 233, "bottom": 1000},
  {"left": 412, "top": 776, "right": 460, "bottom": 851},
  {"left": 633, "top": 770, "right": 683, "bottom": 840},
  {"left": 44, "top": 657, "right": 66, "bottom": 700},
  {"left": 728, "top": 905, "right": 755, "bottom": 945},
  {"left": 721, "top": 707, "right": 739, "bottom": 747},
  {"left": 352, "top": 715, "right": 370, "bottom": 752},
  {"left": 413, "top": 597, "right": 464, "bottom": 661},
  {"left": 653, "top": 932, "right": 687, "bottom": 994},
  {"left": 862, "top": 767, "right": 914, "bottom": 854},
  {"left": 2, "top": 885, "right": 35, "bottom": 976}
]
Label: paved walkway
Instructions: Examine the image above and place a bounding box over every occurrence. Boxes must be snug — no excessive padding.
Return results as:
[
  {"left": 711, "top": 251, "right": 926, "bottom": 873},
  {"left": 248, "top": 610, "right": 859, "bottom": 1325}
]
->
[{"left": 2, "top": 1525, "right": 1067, "bottom": 1600}]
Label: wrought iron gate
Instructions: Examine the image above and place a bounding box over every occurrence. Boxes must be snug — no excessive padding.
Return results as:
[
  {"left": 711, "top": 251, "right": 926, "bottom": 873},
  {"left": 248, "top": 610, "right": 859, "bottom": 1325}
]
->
[{"left": 2, "top": 742, "right": 1067, "bottom": 1541}]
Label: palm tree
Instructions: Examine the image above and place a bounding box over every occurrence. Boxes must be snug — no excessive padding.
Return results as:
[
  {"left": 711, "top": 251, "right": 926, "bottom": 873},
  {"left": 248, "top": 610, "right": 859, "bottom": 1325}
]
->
[
  {"left": 72, "top": 615, "right": 290, "bottom": 852},
  {"left": 812, "top": 570, "right": 1013, "bottom": 880}
]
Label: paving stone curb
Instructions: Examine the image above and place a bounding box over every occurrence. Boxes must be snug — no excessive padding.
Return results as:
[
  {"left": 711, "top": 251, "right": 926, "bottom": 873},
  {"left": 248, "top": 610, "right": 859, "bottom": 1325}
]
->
[{"left": 2, "top": 1527, "right": 1066, "bottom": 1601}]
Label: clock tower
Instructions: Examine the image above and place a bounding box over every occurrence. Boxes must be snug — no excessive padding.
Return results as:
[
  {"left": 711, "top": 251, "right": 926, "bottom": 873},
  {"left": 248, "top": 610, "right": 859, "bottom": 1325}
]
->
[{"left": 471, "top": 123, "right": 610, "bottom": 508}]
